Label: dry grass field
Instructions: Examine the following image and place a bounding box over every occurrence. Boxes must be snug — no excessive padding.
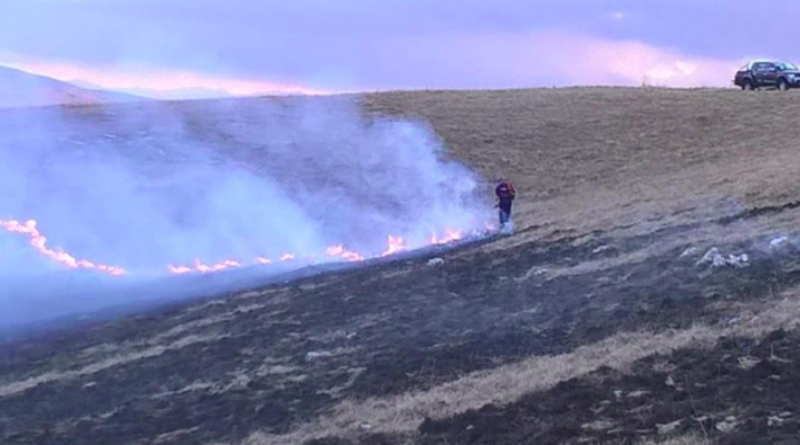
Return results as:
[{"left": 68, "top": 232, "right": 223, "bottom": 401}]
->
[
  {"left": 364, "top": 88, "right": 800, "bottom": 237},
  {"left": 3, "top": 87, "right": 800, "bottom": 445}
]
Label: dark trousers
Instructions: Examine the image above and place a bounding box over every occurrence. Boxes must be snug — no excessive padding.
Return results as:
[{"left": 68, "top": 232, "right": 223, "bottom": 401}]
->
[{"left": 499, "top": 202, "right": 512, "bottom": 225}]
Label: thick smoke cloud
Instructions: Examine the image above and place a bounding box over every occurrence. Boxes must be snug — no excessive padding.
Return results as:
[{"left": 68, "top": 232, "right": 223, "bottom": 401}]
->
[{"left": 0, "top": 98, "right": 490, "bottom": 329}]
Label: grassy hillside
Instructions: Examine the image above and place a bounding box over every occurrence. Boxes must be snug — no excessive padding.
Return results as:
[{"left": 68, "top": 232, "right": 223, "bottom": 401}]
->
[
  {"left": 2, "top": 88, "right": 800, "bottom": 445},
  {"left": 0, "top": 65, "right": 142, "bottom": 108},
  {"left": 363, "top": 88, "right": 800, "bottom": 237}
]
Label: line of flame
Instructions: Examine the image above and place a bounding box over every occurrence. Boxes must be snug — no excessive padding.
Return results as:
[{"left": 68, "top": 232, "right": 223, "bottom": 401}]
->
[
  {"left": 430, "top": 228, "right": 463, "bottom": 245},
  {"left": 2, "top": 218, "right": 468, "bottom": 277},
  {"left": 0, "top": 219, "right": 126, "bottom": 276}
]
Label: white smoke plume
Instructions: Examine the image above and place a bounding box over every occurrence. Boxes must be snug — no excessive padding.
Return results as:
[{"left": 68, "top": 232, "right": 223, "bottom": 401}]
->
[{"left": 0, "top": 97, "right": 491, "bottom": 329}]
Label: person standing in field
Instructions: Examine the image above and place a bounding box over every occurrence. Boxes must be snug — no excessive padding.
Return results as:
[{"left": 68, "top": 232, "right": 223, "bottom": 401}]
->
[{"left": 495, "top": 178, "right": 516, "bottom": 233}]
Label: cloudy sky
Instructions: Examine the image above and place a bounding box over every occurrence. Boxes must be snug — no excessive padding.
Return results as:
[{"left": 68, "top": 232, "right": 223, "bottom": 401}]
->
[{"left": 1, "top": 0, "right": 798, "bottom": 95}]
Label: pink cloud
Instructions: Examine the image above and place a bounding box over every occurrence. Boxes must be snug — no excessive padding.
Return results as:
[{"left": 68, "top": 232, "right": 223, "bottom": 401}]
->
[
  {"left": 572, "top": 34, "right": 742, "bottom": 87},
  {"left": 2, "top": 32, "right": 745, "bottom": 93},
  {"left": 3, "top": 59, "right": 329, "bottom": 97},
  {"left": 489, "top": 31, "right": 743, "bottom": 88}
]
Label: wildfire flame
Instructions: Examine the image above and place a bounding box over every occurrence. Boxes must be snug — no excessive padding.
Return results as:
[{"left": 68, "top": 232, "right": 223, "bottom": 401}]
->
[
  {"left": 168, "top": 259, "right": 241, "bottom": 275},
  {"left": 430, "top": 228, "right": 463, "bottom": 245},
  {"left": 326, "top": 245, "right": 365, "bottom": 262},
  {"left": 2, "top": 217, "right": 479, "bottom": 277},
  {"left": 381, "top": 235, "right": 407, "bottom": 257},
  {"left": 0, "top": 219, "right": 126, "bottom": 276}
]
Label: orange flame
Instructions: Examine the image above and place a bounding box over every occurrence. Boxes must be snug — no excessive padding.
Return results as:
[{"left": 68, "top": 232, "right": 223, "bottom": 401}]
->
[
  {"left": 381, "top": 235, "right": 407, "bottom": 257},
  {"left": 167, "top": 259, "right": 242, "bottom": 275},
  {"left": 326, "top": 245, "right": 365, "bottom": 262},
  {"left": 167, "top": 265, "right": 194, "bottom": 275},
  {"left": 430, "top": 228, "right": 463, "bottom": 245},
  {"left": 2, "top": 216, "right": 480, "bottom": 277},
  {"left": 0, "top": 219, "right": 126, "bottom": 276}
]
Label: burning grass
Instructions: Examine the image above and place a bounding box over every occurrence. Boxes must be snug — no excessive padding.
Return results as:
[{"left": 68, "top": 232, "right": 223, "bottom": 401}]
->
[
  {"left": 0, "top": 216, "right": 472, "bottom": 277},
  {"left": 5, "top": 88, "right": 800, "bottom": 445}
]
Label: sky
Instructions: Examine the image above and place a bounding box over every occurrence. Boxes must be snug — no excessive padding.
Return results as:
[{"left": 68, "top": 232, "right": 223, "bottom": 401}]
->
[{"left": 1, "top": 0, "right": 799, "bottom": 96}]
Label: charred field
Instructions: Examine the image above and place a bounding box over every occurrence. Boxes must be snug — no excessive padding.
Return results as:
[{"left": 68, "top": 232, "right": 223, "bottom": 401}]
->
[{"left": 3, "top": 87, "right": 800, "bottom": 445}]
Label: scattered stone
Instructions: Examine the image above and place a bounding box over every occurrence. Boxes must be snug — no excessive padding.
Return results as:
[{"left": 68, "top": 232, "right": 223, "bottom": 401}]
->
[
  {"left": 592, "top": 245, "right": 613, "bottom": 255},
  {"left": 723, "top": 253, "right": 750, "bottom": 268},
  {"left": 770, "top": 236, "right": 789, "bottom": 249},
  {"left": 613, "top": 390, "right": 623, "bottom": 399},
  {"left": 627, "top": 390, "right": 651, "bottom": 398},
  {"left": 427, "top": 258, "right": 445, "bottom": 267},
  {"left": 358, "top": 423, "right": 372, "bottom": 432},
  {"left": 656, "top": 419, "right": 682, "bottom": 435},
  {"left": 582, "top": 419, "right": 615, "bottom": 431},
  {"left": 768, "top": 415, "right": 785, "bottom": 427},
  {"left": 697, "top": 247, "right": 721, "bottom": 265},
  {"left": 716, "top": 416, "right": 739, "bottom": 433},
  {"left": 665, "top": 375, "right": 676, "bottom": 387},
  {"left": 680, "top": 247, "right": 699, "bottom": 258},
  {"left": 306, "top": 351, "right": 334, "bottom": 361},
  {"left": 516, "top": 266, "right": 549, "bottom": 282},
  {"left": 82, "top": 382, "right": 97, "bottom": 389},
  {"left": 697, "top": 247, "right": 750, "bottom": 269},
  {"left": 737, "top": 356, "right": 761, "bottom": 370},
  {"left": 712, "top": 255, "right": 729, "bottom": 268}
]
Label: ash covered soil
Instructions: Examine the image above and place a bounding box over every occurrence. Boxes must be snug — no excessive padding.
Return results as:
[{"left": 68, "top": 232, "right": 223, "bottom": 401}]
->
[{"left": 3, "top": 88, "right": 800, "bottom": 445}]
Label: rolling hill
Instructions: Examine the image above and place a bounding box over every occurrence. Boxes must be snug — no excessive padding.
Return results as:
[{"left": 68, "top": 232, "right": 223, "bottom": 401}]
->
[
  {"left": 0, "top": 65, "right": 143, "bottom": 108},
  {"left": 2, "top": 88, "right": 800, "bottom": 445}
]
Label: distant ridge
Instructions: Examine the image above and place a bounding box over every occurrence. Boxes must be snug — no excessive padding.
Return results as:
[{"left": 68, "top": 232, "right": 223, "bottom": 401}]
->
[{"left": 0, "top": 65, "right": 146, "bottom": 108}]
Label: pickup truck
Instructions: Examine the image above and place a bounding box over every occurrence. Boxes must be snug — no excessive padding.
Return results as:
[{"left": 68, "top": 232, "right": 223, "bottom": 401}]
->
[{"left": 734, "top": 60, "right": 800, "bottom": 91}]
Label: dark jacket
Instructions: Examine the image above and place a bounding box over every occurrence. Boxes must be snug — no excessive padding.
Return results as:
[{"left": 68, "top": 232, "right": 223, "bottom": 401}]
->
[{"left": 496, "top": 182, "right": 516, "bottom": 211}]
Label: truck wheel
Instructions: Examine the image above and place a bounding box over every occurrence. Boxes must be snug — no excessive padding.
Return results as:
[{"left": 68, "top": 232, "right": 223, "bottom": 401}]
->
[
  {"left": 777, "top": 79, "right": 789, "bottom": 91},
  {"left": 742, "top": 80, "right": 753, "bottom": 91}
]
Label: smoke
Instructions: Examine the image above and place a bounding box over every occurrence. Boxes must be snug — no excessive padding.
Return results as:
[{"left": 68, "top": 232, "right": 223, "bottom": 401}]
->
[{"left": 0, "top": 97, "right": 490, "bottom": 329}]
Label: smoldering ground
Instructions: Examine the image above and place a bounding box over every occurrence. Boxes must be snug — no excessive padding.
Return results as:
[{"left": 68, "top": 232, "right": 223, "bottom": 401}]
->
[{"left": 0, "top": 97, "right": 491, "bottom": 329}]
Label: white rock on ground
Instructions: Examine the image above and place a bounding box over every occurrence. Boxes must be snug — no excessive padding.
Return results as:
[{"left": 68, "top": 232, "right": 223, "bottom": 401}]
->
[
  {"left": 592, "top": 245, "right": 613, "bottom": 255},
  {"left": 723, "top": 253, "right": 750, "bottom": 268},
  {"left": 696, "top": 247, "right": 750, "bottom": 269},
  {"left": 770, "top": 236, "right": 789, "bottom": 249},
  {"left": 305, "top": 351, "right": 333, "bottom": 361},
  {"left": 696, "top": 248, "right": 721, "bottom": 266}
]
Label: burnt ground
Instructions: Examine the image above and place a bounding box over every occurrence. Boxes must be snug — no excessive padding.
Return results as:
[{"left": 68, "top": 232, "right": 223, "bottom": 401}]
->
[
  {"left": 2, "top": 196, "right": 800, "bottom": 445},
  {"left": 3, "top": 88, "right": 800, "bottom": 445},
  {"left": 418, "top": 329, "right": 800, "bottom": 445}
]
